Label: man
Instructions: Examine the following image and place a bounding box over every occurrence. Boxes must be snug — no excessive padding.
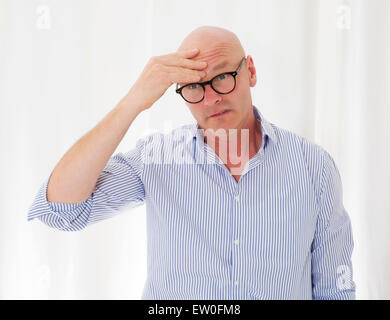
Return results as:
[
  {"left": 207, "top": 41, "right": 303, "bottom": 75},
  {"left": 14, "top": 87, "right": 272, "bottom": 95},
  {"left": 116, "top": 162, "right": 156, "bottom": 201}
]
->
[{"left": 28, "top": 26, "right": 356, "bottom": 299}]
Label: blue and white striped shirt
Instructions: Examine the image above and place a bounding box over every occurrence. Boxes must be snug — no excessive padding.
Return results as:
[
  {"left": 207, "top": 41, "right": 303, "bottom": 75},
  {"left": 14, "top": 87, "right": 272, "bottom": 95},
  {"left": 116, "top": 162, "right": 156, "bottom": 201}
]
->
[{"left": 28, "top": 105, "right": 356, "bottom": 299}]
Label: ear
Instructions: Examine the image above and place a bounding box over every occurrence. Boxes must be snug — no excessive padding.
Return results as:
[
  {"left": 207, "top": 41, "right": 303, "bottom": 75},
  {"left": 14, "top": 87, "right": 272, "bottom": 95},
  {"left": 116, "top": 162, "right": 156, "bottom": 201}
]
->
[{"left": 246, "top": 55, "right": 257, "bottom": 87}]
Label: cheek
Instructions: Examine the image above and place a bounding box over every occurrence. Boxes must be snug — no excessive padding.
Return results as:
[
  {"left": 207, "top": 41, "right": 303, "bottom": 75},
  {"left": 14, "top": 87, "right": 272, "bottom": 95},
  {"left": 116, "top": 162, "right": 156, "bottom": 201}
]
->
[
  {"left": 227, "top": 87, "right": 243, "bottom": 102},
  {"left": 233, "top": 81, "right": 250, "bottom": 100},
  {"left": 192, "top": 105, "right": 204, "bottom": 113}
]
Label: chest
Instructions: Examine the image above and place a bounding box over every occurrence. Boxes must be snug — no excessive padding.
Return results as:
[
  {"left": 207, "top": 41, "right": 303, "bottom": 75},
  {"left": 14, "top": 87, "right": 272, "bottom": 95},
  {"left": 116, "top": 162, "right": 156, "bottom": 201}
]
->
[{"left": 143, "top": 162, "right": 319, "bottom": 273}]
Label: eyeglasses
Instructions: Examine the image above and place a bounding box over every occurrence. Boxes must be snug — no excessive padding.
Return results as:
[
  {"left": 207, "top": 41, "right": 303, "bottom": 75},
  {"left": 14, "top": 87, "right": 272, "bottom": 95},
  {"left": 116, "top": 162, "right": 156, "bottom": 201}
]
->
[{"left": 175, "top": 57, "right": 246, "bottom": 104}]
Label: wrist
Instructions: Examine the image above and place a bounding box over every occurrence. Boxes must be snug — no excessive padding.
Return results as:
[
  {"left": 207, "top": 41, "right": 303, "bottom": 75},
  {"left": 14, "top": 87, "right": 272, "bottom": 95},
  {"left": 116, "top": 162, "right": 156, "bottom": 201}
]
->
[{"left": 119, "top": 90, "right": 148, "bottom": 114}]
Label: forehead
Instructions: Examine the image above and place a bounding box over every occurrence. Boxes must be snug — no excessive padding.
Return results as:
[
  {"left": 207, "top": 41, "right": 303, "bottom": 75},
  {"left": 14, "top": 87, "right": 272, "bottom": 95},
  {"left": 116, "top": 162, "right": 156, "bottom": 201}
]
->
[
  {"left": 178, "top": 58, "right": 236, "bottom": 86},
  {"left": 210, "top": 60, "right": 231, "bottom": 72},
  {"left": 192, "top": 46, "right": 236, "bottom": 67},
  {"left": 198, "top": 57, "right": 240, "bottom": 83}
]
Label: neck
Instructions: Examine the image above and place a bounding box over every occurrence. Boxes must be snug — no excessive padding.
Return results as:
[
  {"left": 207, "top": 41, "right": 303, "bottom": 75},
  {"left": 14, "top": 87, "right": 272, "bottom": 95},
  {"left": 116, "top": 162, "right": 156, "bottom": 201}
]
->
[{"left": 204, "top": 115, "right": 262, "bottom": 165}]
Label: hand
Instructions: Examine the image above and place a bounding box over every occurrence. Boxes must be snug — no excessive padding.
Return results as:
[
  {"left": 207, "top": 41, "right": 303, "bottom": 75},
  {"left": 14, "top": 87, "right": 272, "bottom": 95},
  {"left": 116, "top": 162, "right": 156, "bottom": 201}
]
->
[{"left": 127, "top": 48, "right": 207, "bottom": 111}]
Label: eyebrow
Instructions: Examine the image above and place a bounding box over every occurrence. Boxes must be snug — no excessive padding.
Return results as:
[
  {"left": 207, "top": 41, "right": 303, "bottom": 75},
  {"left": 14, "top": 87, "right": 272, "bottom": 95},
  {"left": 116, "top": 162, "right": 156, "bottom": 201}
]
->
[
  {"left": 211, "top": 60, "right": 230, "bottom": 72},
  {"left": 178, "top": 60, "right": 231, "bottom": 86}
]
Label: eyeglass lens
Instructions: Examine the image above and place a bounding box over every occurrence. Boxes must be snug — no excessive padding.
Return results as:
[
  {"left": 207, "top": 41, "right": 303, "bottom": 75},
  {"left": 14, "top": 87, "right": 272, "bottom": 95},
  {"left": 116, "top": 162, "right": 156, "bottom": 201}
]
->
[{"left": 181, "top": 73, "right": 235, "bottom": 103}]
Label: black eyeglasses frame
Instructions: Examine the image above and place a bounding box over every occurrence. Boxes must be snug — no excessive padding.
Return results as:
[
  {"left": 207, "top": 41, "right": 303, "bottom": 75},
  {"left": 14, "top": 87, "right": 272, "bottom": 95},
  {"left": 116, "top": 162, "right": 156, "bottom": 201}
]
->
[{"left": 175, "top": 56, "right": 246, "bottom": 104}]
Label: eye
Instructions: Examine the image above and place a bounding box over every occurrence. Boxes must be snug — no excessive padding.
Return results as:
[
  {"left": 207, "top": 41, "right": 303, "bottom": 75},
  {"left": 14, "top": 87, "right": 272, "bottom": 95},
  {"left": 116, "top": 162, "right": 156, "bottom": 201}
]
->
[
  {"left": 188, "top": 83, "right": 200, "bottom": 90},
  {"left": 216, "top": 74, "right": 227, "bottom": 81}
]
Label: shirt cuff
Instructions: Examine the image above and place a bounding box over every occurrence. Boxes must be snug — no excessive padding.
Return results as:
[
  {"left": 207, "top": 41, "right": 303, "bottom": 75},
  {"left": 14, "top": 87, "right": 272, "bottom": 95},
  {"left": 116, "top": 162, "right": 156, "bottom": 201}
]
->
[{"left": 27, "top": 174, "right": 90, "bottom": 224}]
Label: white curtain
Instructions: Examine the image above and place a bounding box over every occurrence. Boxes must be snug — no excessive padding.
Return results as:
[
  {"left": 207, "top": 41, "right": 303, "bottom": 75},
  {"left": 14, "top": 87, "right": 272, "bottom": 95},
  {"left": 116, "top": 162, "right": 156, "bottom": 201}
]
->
[{"left": 0, "top": 0, "right": 389, "bottom": 299}]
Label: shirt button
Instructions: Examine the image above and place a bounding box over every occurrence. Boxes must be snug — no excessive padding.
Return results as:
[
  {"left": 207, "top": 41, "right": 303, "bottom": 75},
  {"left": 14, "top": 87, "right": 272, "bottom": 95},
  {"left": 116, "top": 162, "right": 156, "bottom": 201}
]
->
[
  {"left": 234, "top": 239, "right": 239, "bottom": 245},
  {"left": 234, "top": 280, "right": 239, "bottom": 286},
  {"left": 234, "top": 195, "right": 239, "bottom": 201}
]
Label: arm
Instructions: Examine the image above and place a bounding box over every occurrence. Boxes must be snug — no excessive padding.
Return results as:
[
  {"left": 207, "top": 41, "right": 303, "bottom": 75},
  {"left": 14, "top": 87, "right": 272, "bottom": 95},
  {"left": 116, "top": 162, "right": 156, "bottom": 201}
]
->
[
  {"left": 46, "top": 95, "right": 144, "bottom": 204},
  {"left": 311, "top": 151, "right": 356, "bottom": 299},
  {"left": 27, "top": 140, "right": 146, "bottom": 231},
  {"left": 27, "top": 48, "right": 207, "bottom": 231}
]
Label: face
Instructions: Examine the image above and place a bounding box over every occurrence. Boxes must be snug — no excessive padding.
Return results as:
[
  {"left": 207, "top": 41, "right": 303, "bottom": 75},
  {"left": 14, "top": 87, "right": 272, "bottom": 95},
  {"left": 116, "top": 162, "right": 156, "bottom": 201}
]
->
[{"left": 181, "top": 49, "right": 257, "bottom": 133}]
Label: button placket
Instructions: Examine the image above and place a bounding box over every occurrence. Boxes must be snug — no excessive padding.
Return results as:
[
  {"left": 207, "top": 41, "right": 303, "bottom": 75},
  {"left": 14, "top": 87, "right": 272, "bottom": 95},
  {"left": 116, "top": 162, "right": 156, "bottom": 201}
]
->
[{"left": 231, "top": 191, "right": 241, "bottom": 293}]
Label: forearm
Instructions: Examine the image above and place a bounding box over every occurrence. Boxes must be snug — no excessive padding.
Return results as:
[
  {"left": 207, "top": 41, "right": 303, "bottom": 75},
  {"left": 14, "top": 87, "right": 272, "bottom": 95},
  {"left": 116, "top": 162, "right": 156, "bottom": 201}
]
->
[{"left": 47, "top": 92, "right": 144, "bottom": 203}]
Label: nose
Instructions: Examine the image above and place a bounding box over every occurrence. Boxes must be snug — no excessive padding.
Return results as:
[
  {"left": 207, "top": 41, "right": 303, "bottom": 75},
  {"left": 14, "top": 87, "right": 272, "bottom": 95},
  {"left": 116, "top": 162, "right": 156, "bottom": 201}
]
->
[{"left": 203, "top": 83, "right": 222, "bottom": 106}]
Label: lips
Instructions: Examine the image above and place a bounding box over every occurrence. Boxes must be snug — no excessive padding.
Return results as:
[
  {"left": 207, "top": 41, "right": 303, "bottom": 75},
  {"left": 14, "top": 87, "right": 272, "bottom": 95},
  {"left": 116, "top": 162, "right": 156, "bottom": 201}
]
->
[{"left": 209, "top": 109, "right": 230, "bottom": 117}]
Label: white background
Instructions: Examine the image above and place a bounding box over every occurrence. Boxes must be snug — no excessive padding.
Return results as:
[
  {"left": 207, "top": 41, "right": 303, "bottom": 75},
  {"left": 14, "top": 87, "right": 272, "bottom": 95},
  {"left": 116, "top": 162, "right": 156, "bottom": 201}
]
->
[{"left": 0, "top": 0, "right": 389, "bottom": 299}]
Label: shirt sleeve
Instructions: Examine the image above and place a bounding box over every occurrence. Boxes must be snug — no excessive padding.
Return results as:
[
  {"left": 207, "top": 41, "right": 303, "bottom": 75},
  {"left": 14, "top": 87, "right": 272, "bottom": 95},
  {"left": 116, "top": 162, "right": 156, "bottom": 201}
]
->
[
  {"left": 27, "top": 138, "right": 146, "bottom": 231},
  {"left": 311, "top": 150, "right": 356, "bottom": 299}
]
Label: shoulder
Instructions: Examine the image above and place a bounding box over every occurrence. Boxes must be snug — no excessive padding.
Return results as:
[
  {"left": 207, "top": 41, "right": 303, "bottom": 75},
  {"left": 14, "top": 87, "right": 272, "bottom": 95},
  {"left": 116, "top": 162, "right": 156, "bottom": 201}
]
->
[
  {"left": 140, "top": 123, "right": 195, "bottom": 147},
  {"left": 270, "top": 124, "right": 338, "bottom": 200},
  {"left": 134, "top": 124, "right": 196, "bottom": 164},
  {"left": 271, "top": 124, "right": 332, "bottom": 169}
]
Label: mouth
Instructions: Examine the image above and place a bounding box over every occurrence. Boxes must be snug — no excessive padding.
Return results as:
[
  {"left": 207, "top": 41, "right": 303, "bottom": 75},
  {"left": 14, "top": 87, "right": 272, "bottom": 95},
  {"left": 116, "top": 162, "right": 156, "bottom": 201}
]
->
[{"left": 209, "top": 109, "right": 231, "bottom": 118}]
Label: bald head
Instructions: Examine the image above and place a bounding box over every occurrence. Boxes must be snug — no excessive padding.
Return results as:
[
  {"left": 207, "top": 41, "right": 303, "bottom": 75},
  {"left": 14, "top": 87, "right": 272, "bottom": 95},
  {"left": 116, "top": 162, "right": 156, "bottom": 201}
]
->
[
  {"left": 178, "top": 26, "right": 245, "bottom": 63},
  {"left": 176, "top": 26, "right": 257, "bottom": 134}
]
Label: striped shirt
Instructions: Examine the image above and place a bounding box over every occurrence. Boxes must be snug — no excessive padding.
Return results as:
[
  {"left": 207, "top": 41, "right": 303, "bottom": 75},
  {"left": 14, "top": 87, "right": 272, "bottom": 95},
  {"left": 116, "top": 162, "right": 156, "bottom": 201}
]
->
[{"left": 27, "top": 105, "right": 356, "bottom": 299}]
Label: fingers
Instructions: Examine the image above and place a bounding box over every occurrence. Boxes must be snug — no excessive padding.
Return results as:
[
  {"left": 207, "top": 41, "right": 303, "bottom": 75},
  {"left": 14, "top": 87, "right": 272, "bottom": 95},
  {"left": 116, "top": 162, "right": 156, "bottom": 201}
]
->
[
  {"left": 152, "top": 48, "right": 208, "bottom": 85},
  {"left": 164, "top": 65, "right": 206, "bottom": 84},
  {"left": 178, "top": 58, "right": 207, "bottom": 70},
  {"left": 177, "top": 48, "right": 200, "bottom": 58},
  {"left": 162, "top": 49, "right": 208, "bottom": 71}
]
